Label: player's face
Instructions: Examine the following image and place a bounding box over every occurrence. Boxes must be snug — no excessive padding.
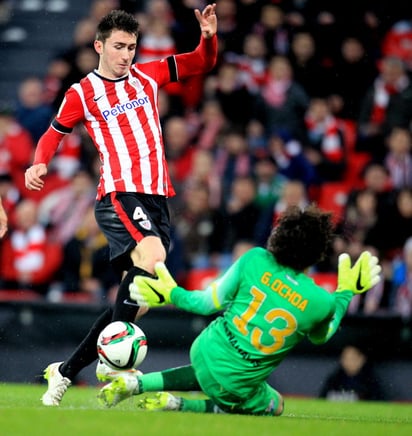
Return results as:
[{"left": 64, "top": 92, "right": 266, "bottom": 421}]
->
[{"left": 95, "top": 30, "right": 137, "bottom": 79}]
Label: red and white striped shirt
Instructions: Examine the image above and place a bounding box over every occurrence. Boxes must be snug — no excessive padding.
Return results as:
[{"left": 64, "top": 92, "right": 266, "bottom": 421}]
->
[{"left": 34, "top": 35, "right": 217, "bottom": 200}]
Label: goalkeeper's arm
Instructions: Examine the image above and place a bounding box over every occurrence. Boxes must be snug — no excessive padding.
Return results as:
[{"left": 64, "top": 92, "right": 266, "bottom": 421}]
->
[
  {"left": 130, "top": 259, "right": 242, "bottom": 315},
  {"left": 308, "top": 291, "right": 352, "bottom": 344}
]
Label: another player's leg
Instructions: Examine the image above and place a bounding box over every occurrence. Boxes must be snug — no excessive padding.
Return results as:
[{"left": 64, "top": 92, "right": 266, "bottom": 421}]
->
[
  {"left": 42, "top": 264, "right": 147, "bottom": 406},
  {"left": 41, "top": 362, "right": 71, "bottom": 406},
  {"left": 41, "top": 240, "right": 143, "bottom": 405},
  {"left": 100, "top": 194, "right": 168, "bottom": 327},
  {"left": 94, "top": 260, "right": 154, "bottom": 382},
  {"left": 43, "top": 194, "right": 164, "bottom": 406},
  {"left": 41, "top": 307, "right": 112, "bottom": 406}
]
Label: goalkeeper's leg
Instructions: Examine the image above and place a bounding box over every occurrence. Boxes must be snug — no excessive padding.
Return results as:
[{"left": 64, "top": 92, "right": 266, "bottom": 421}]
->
[
  {"left": 98, "top": 365, "right": 202, "bottom": 407},
  {"left": 171, "top": 383, "right": 284, "bottom": 415},
  {"left": 98, "top": 362, "right": 218, "bottom": 412},
  {"left": 138, "top": 365, "right": 212, "bottom": 411},
  {"left": 137, "top": 386, "right": 284, "bottom": 415},
  {"left": 98, "top": 364, "right": 284, "bottom": 415},
  {"left": 138, "top": 392, "right": 217, "bottom": 412}
]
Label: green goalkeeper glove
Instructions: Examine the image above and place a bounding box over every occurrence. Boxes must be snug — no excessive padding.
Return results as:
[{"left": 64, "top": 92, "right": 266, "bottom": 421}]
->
[
  {"left": 129, "top": 262, "right": 177, "bottom": 308},
  {"left": 336, "top": 251, "right": 381, "bottom": 294}
]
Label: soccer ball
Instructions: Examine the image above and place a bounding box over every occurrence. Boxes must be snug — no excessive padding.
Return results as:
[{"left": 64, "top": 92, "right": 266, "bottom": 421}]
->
[{"left": 97, "top": 321, "right": 148, "bottom": 370}]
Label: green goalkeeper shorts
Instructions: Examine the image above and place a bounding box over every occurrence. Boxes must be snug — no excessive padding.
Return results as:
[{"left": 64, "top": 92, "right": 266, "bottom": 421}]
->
[{"left": 190, "top": 336, "right": 282, "bottom": 416}]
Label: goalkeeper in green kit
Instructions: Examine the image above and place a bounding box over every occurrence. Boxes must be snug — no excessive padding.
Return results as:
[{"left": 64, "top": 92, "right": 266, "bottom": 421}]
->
[{"left": 98, "top": 205, "right": 381, "bottom": 416}]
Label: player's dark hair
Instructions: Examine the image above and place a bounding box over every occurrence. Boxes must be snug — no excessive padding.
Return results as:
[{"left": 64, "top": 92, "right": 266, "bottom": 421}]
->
[
  {"left": 96, "top": 10, "right": 139, "bottom": 43},
  {"left": 266, "top": 204, "right": 334, "bottom": 271}
]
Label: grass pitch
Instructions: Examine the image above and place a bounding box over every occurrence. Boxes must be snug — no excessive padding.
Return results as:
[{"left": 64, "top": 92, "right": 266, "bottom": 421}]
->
[{"left": 1, "top": 383, "right": 411, "bottom": 436}]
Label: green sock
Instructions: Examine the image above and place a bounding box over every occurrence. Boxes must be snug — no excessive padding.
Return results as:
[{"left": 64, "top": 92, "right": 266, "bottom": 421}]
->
[
  {"left": 180, "top": 398, "right": 210, "bottom": 413},
  {"left": 162, "top": 365, "right": 201, "bottom": 391},
  {"left": 139, "top": 365, "right": 200, "bottom": 393},
  {"left": 139, "top": 372, "right": 164, "bottom": 392}
]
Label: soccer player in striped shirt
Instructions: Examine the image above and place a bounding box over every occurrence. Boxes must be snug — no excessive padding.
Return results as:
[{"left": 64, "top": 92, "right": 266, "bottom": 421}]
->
[{"left": 25, "top": 4, "right": 218, "bottom": 406}]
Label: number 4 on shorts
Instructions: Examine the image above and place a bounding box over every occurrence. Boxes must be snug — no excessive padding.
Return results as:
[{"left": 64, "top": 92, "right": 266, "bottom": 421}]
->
[{"left": 133, "top": 206, "right": 147, "bottom": 221}]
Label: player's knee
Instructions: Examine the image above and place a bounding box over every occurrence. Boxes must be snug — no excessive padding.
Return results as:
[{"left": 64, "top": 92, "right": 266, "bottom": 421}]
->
[{"left": 131, "top": 237, "right": 166, "bottom": 271}]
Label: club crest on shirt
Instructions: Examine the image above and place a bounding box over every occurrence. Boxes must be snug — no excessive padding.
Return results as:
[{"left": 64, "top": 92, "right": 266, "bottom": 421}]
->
[
  {"left": 139, "top": 220, "right": 152, "bottom": 230},
  {"left": 129, "top": 78, "right": 143, "bottom": 92}
]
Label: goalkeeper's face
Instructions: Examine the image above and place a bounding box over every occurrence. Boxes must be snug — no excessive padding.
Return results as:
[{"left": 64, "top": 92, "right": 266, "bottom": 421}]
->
[{"left": 94, "top": 30, "right": 137, "bottom": 79}]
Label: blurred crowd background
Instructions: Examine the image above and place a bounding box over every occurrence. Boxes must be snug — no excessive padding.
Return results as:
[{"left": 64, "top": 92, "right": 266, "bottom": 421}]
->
[{"left": 1, "top": 0, "right": 412, "bottom": 320}]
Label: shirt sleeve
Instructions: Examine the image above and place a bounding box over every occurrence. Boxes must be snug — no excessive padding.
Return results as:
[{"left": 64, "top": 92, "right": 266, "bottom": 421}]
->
[
  {"left": 54, "top": 87, "right": 85, "bottom": 129},
  {"left": 308, "top": 290, "right": 353, "bottom": 344},
  {"left": 136, "top": 34, "right": 217, "bottom": 87},
  {"left": 173, "top": 35, "right": 217, "bottom": 80},
  {"left": 170, "top": 257, "right": 243, "bottom": 315},
  {"left": 33, "top": 87, "right": 84, "bottom": 165}
]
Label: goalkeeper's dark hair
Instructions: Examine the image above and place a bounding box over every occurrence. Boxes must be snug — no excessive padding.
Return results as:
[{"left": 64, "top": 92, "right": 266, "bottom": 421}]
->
[
  {"left": 266, "top": 204, "right": 334, "bottom": 271},
  {"left": 96, "top": 10, "right": 139, "bottom": 43}
]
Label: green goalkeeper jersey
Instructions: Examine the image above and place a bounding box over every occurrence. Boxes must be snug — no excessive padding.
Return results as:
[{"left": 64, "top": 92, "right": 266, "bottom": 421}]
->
[{"left": 170, "top": 247, "right": 353, "bottom": 394}]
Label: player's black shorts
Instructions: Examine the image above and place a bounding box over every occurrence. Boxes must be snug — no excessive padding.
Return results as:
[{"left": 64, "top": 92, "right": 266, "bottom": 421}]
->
[{"left": 95, "top": 192, "right": 171, "bottom": 272}]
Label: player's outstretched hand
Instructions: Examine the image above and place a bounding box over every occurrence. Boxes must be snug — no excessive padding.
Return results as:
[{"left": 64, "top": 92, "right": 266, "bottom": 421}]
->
[
  {"left": 25, "top": 163, "right": 48, "bottom": 191},
  {"left": 337, "top": 251, "right": 381, "bottom": 294},
  {"left": 129, "top": 262, "right": 177, "bottom": 308},
  {"left": 194, "top": 3, "right": 217, "bottom": 39}
]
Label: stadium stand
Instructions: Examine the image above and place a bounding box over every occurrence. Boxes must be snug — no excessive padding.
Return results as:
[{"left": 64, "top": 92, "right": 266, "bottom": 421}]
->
[{"left": 0, "top": 0, "right": 91, "bottom": 107}]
